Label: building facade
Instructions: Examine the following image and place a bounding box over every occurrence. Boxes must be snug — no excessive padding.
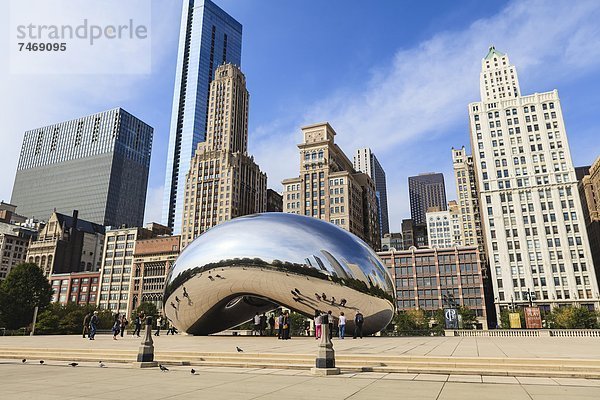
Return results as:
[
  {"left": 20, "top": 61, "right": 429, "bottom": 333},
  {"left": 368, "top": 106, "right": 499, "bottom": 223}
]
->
[
  {"left": 49, "top": 271, "right": 100, "bottom": 305},
  {"left": 381, "top": 232, "right": 403, "bottom": 251},
  {"left": 578, "top": 157, "right": 600, "bottom": 279},
  {"left": 11, "top": 108, "right": 153, "bottom": 227},
  {"left": 401, "top": 218, "right": 427, "bottom": 249},
  {"left": 97, "top": 227, "right": 157, "bottom": 316},
  {"left": 266, "top": 189, "right": 283, "bottom": 212},
  {"left": 452, "top": 147, "right": 486, "bottom": 253},
  {"left": 282, "top": 123, "right": 381, "bottom": 250},
  {"left": 26, "top": 210, "right": 105, "bottom": 277},
  {"left": 408, "top": 173, "right": 447, "bottom": 226},
  {"left": 163, "top": 0, "right": 243, "bottom": 234},
  {"left": 353, "top": 148, "right": 389, "bottom": 236},
  {"left": 181, "top": 64, "right": 266, "bottom": 248},
  {"left": 378, "top": 246, "right": 488, "bottom": 328},
  {"left": 468, "top": 46, "right": 599, "bottom": 313},
  {"left": 0, "top": 221, "right": 36, "bottom": 280},
  {"left": 130, "top": 235, "right": 181, "bottom": 313},
  {"left": 426, "top": 202, "right": 462, "bottom": 249}
]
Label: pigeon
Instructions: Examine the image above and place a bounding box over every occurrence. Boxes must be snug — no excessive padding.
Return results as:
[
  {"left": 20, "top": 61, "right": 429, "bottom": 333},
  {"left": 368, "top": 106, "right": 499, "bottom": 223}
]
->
[
  {"left": 69, "top": 362, "right": 78, "bottom": 367},
  {"left": 22, "top": 359, "right": 26, "bottom": 363},
  {"left": 39, "top": 360, "right": 44, "bottom": 365},
  {"left": 159, "top": 364, "right": 169, "bottom": 372},
  {"left": 190, "top": 368, "right": 196, "bottom": 374},
  {"left": 236, "top": 346, "right": 243, "bottom": 353},
  {"left": 99, "top": 361, "right": 106, "bottom": 368}
]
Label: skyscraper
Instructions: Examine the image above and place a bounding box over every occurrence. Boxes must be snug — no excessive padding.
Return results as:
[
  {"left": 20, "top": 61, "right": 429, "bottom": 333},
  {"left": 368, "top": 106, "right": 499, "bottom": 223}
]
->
[
  {"left": 181, "top": 64, "right": 266, "bottom": 248},
  {"left": 163, "top": 0, "right": 243, "bottom": 234},
  {"left": 577, "top": 157, "right": 600, "bottom": 282},
  {"left": 408, "top": 173, "right": 447, "bottom": 225},
  {"left": 11, "top": 108, "right": 153, "bottom": 227},
  {"left": 469, "top": 46, "right": 599, "bottom": 313},
  {"left": 354, "top": 148, "right": 389, "bottom": 236},
  {"left": 282, "top": 123, "right": 381, "bottom": 250}
]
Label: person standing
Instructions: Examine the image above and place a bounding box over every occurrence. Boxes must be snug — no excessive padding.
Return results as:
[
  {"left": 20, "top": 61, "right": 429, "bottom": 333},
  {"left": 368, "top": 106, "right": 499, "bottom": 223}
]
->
[
  {"left": 327, "top": 310, "right": 334, "bottom": 339},
  {"left": 133, "top": 313, "right": 142, "bottom": 337},
  {"left": 259, "top": 313, "right": 267, "bottom": 336},
  {"left": 89, "top": 311, "right": 99, "bottom": 340},
  {"left": 353, "top": 310, "right": 364, "bottom": 339},
  {"left": 338, "top": 312, "right": 346, "bottom": 339},
  {"left": 82, "top": 313, "right": 91, "bottom": 338},
  {"left": 268, "top": 314, "right": 275, "bottom": 336},
  {"left": 120, "top": 315, "right": 128, "bottom": 337},
  {"left": 155, "top": 315, "right": 162, "bottom": 336},
  {"left": 282, "top": 311, "right": 291, "bottom": 340},
  {"left": 253, "top": 312, "right": 261, "bottom": 336},
  {"left": 112, "top": 314, "right": 120, "bottom": 340},
  {"left": 314, "top": 310, "right": 322, "bottom": 340},
  {"left": 277, "top": 312, "right": 284, "bottom": 339}
]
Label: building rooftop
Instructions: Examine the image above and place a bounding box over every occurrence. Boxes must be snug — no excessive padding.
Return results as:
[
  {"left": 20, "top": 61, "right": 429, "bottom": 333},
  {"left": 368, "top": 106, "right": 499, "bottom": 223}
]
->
[{"left": 484, "top": 45, "right": 505, "bottom": 60}]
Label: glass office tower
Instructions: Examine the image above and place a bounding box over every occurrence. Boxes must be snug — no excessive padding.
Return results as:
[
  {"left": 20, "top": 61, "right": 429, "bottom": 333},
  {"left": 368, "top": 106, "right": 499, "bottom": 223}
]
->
[
  {"left": 162, "top": 0, "right": 243, "bottom": 233},
  {"left": 11, "top": 108, "right": 153, "bottom": 227}
]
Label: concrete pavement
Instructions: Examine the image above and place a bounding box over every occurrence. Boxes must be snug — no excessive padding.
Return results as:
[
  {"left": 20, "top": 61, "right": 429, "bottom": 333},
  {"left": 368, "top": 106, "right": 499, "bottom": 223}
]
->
[{"left": 1, "top": 360, "right": 600, "bottom": 399}]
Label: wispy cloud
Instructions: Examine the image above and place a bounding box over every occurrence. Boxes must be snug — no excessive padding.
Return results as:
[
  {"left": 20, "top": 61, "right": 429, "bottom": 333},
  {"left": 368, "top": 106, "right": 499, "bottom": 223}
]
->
[{"left": 251, "top": 0, "right": 600, "bottom": 231}]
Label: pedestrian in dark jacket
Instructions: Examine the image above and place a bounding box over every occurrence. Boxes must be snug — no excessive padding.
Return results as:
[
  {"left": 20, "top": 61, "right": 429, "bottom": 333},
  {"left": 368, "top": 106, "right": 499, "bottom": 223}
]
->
[
  {"left": 268, "top": 315, "right": 275, "bottom": 336},
  {"left": 120, "top": 316, "right": 128, "bottom": 337},
  {"left": 89, "top": 311, "right": 99, "bottom": 340},
  {"left": 112, "top": 314, "right": 120, "bottom": 340},
  {"left": 82, "top": 313, "right": 90, "bottom": 338},
  {"left": 133, "top": 313, "right": 142, "bottom": 337},
  {"left": 353, "top": 311, "right": 364, "bottom": 339}
]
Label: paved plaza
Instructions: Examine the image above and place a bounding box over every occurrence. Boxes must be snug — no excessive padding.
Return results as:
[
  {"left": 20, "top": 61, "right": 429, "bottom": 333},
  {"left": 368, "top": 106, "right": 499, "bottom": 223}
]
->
[
  {"left": 2, "top": 334, "right": 600, "bottom": 398},
  {"left": 1, "top": 333, "right": 600, "bottom": 359},
  {"left": 2, "top": 360, "right": 600, "bottom": 400}
]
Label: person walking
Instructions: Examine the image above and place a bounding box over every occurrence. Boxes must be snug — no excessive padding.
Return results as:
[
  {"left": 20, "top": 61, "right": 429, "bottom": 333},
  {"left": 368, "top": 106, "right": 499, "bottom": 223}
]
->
[
  {"left": 314, "top": 310, "right": 322, "bottom": 340},
  {"left": 277, "top": 312, "right": 284, "bottom": 339},
  {"left": 338, "top": 312, "right": 346, "bottom": 339},
  {"left": 112, "top": 314, "right": 120, "bottom": 340},
  {"left": 82, "top": 313, "right": 91, "bottom": 338},
  {"left": 268, "top": 314, "right": 275, "bottom": 336},
  {"left": 155, "top": 315, "right": 162, "bottom": 336},
  {"left": 353, "top": 310, "right": 364, "bottom": 339},
  {"left": 133, "top": 313, "right": 142, "bottom": 337},
  {"left": 119, "top": 315, "right": 128, "bottom": 337},
  {"left": 89, "top": 311, "right": 99, "bottom": 340}
]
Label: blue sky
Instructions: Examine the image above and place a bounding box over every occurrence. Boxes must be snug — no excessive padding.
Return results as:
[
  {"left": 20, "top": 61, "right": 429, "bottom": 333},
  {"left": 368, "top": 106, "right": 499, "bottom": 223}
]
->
[{"left": 1, "top": 0, "right": 599, "bottom": 232}]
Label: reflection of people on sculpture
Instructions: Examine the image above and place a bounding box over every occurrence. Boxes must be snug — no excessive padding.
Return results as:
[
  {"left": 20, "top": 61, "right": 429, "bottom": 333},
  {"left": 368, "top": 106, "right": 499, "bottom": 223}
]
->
[{"left": 183, "top": 286, "right": 189, "bottom": 299}]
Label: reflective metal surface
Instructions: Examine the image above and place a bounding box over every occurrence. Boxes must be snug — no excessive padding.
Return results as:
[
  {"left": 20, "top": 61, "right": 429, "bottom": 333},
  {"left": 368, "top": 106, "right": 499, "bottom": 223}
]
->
[{"left": 164, "top": 213, "right": 395, "bottom": 335}]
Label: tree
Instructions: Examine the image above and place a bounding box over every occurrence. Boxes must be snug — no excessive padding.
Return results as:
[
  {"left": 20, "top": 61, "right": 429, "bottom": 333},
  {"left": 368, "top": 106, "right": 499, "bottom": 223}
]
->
[
  {"left": 135, "top": 302, "right": 158, "bottom": 319},
  {"left": 458, "top": 306, "right": 477, "bottom": 330},
  {"left": 34, "top": 303, "right": 114, "bottom": 335},
  {"left": 0, "top": 263, "right": 53, "bottom": 329},
  {"left": 547, "top": 306, "right": 599, "bottom": 329},
  {"left": 394, "top": 309, "right": 429, "bottom": 335}
]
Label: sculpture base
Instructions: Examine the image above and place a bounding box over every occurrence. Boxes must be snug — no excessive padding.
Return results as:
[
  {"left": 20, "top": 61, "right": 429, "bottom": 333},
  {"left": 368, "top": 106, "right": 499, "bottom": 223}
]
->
[
  {"left": 132, "top": 361, "right": 158, "bottom": 368},
  {"left": 311, "top": 367, "right": 340, "bottom": 376}
]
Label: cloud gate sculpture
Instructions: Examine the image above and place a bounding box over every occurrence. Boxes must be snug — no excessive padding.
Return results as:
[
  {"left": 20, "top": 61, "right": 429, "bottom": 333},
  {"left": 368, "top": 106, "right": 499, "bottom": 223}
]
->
[{"left": 163, "top": 213, "right": 395, "bottom": 335}]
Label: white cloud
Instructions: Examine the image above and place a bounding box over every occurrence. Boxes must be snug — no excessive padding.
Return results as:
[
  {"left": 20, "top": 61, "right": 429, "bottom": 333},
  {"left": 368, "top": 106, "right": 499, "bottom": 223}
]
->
[{"left": 251, "top": 0, "right": 600, "bottom": 231}]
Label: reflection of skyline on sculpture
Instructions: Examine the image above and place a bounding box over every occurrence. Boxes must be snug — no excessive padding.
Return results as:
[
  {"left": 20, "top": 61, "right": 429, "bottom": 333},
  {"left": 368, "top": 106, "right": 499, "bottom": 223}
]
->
[{"left": 164, "top": 213, "right": 395, "bottom": 335}]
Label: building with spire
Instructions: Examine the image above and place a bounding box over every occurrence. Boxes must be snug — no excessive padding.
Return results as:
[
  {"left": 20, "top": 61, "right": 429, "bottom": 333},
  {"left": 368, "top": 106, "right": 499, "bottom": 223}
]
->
[
  {"left": 163, "top": 0, "right": 243, "bottom": 234},
  {"left": 469, "top": 46, "right": 599, "bottom": 315},
  {"left": 181, "top": 64, "right": 266, "bottom": 248}
]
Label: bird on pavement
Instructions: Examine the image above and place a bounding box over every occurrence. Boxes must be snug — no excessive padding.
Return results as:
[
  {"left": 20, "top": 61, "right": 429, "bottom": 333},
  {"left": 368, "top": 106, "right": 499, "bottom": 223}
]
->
[
  {"left": 21, "top": 359, "right": 26, "bottom": 363},
  {"left": 69, "top": 362, "right": 78, "bottom": 367},
  {"left": 159, "top": 364, "right": 169, "bottom": 372},
  {"left": 190, "top": 368, "right": 196, "bottom": 374},
  {"left": 39, "top": 360, "right": 44, "bottom": 365},
  {"left": 99, "top": 361, "right": 106, "bottom": 368},
  {"left": 236, "top": 346, "right": 243, "bottom": 353}
]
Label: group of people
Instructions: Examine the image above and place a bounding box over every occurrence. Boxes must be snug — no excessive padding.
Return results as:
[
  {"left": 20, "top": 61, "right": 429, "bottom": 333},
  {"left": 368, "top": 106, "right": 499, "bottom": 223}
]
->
[
  {"left": 313, "top": 309, "right": 364, "bottom": 339},
  {"left": 82, "top": 310, "right": 177, "bottom": 340},
  {"left": 252, "top": 311, "right": 291, "bottom": 339}
]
